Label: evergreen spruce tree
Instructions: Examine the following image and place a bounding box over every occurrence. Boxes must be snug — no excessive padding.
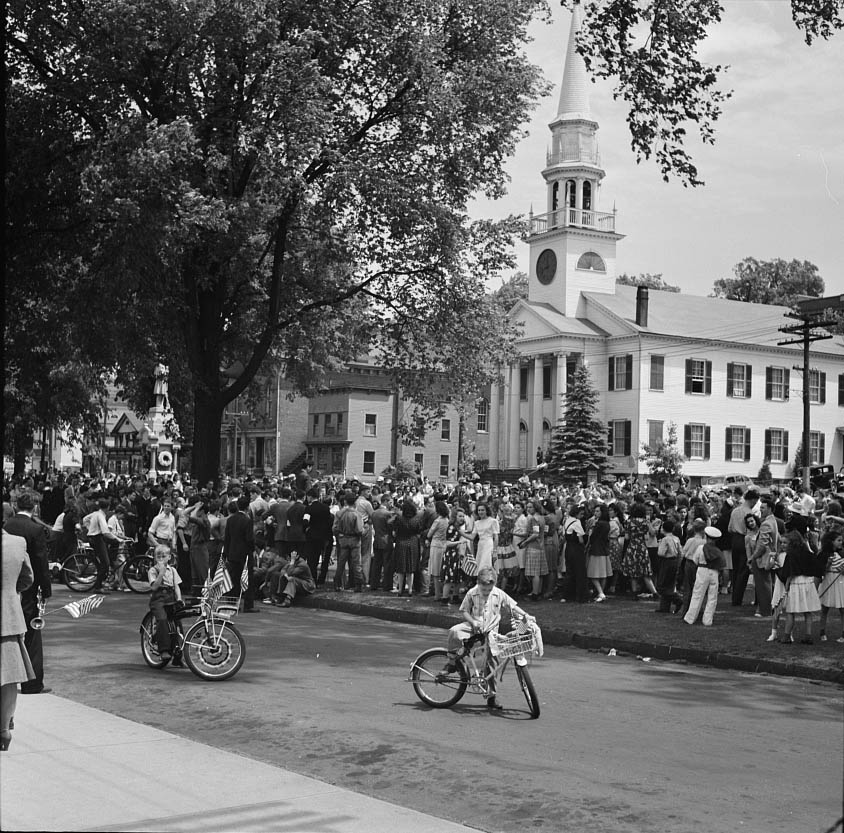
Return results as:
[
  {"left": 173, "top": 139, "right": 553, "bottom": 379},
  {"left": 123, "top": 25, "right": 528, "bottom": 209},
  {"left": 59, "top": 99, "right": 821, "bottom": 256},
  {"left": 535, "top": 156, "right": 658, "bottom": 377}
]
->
[{"left": 548, "top": 365, "right": 606, "bottom": 484}]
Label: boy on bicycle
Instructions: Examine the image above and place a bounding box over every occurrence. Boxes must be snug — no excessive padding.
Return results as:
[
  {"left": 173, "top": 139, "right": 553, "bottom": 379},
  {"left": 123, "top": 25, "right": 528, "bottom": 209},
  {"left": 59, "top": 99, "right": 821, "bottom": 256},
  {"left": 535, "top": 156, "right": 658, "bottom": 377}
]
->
[
  {"left": 148, "top": 545, "right": 183, "bottom": 666},
  {"left": 443, "top": 566, "right": 530, "bottom": 710}
]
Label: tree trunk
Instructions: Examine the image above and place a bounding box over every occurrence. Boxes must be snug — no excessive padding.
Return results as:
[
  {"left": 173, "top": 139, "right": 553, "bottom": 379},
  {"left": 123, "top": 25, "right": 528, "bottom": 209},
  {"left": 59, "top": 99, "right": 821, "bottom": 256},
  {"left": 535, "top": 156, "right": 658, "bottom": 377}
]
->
[
  {"left": 13, "top": 421, "right": 32, "bottom": 475},
  {"left": 192, "top": 390, "right": 225, "bottom": 486}
]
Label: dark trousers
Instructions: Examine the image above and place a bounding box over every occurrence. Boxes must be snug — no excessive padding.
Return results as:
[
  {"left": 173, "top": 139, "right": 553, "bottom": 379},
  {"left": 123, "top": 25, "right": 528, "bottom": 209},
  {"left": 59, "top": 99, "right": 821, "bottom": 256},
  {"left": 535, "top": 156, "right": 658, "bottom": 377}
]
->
[
  {"left": 656, "top": 558, "right": 682, "bottom": 612},
  {"left": 677, "top": 559, "right": 698, "bottom": 617},
  {"left": 317, "top": 538, "right": 334, "bottom": 585},
  {"left": 89, "top": 534, "right": 111, "bottom": 586},
  {"left": 20, "top": 594, "right": 45, "bottom": 692},
  {"left": 305, "top": 538, "right": 331, "bottom": 583},
  {"left": 226, "top": 555, "right": 254, "bottom": 610},
  {"left": 731, "top": 533, "right": 749, "bottom": 605},
  {"left": 566, "top": 547, "right": 588, "bottom": 603},
  {"left": 149, "top": 588, "right": 176, "bottom": 654},
  {"left": 370, "top": 545, "right": 392, "bottom": 590},
  {"left": 176, "top": 534, "right": 192, "bottom": 594},
  {"left": 750, "top": 561, "right": 773, "bottom": 616}
]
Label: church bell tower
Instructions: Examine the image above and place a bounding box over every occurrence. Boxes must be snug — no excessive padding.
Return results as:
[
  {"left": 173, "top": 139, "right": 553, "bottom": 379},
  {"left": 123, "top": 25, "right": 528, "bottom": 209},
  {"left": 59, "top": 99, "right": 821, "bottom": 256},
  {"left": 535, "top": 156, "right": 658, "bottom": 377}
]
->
[{"left": 527, "top": 2, "right": 623, "bottom": 315}]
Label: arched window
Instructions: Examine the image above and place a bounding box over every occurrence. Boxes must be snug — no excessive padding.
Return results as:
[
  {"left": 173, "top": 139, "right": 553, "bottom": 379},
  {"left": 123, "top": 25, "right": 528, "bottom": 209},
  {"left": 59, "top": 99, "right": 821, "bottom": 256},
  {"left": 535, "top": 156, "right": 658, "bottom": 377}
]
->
[
  {"left": 566, "top": 179, "right": 576, "bottom": 209},
  {"left": 476, "top": 397, "right": 489, "bottom": 433},
  {"left": 582, "top": 181, "right": 592, "bottom": 211},
  {"left": 542, "top": 419, "right": 552, "bottom": 452},
  {"left": 576, "top": 251, "right": 606, "bottom": 272},
  {"left": 551, "top": 182, "right": 559, "bottom": 211}
]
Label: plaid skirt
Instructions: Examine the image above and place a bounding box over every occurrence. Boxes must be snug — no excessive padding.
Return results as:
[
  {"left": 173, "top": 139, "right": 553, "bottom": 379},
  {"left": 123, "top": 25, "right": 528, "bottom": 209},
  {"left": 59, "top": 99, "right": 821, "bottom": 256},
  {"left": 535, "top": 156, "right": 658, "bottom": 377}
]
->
[{"left": 524, "top": 543, "right": 548, "bottom": 577}]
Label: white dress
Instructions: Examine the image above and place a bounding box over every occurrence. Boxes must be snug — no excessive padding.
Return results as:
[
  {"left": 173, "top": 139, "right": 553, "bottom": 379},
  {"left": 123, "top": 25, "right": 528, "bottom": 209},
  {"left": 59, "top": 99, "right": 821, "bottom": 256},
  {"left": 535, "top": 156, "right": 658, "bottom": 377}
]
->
[{"left": 474, "top": 516, "right": 500, "bottom": 572}]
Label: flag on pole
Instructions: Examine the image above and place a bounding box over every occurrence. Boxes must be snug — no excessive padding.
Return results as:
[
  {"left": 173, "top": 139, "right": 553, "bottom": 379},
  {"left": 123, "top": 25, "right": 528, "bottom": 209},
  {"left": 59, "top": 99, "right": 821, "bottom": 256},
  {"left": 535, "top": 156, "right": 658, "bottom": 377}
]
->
[
  {"left": 240, "top": 561, "right": 249, "bottom": 593},
  {"left": 64, "top": 594, "right": 105, "bottom": 619},
  {"left": 213, "top": 561, "right": 233, "bottom": 593}
]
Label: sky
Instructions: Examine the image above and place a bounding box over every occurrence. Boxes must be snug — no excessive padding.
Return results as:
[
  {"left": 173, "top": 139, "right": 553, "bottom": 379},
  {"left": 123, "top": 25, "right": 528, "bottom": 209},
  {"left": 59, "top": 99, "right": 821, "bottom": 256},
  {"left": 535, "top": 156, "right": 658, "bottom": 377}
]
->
[{"left": 470, "top": 0, "right": 844, "bottom": 298}]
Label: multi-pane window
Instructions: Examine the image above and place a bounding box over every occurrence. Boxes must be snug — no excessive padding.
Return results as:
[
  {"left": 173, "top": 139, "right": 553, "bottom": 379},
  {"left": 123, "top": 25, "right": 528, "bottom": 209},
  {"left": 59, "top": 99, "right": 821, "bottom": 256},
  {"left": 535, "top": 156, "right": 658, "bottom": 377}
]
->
[
  {"left": 608, "top": 355, "right": 633, "bottom": 391},
  {"left": 337, "top": 412, "right": 344, "bottom": 435},
  {"left": 364, "top": 414, "right": 377, "bottom": 437},
  {"left": 441, "top": 418, "right": 451, "bottom": 441},
  {"left": 809, "top": 369, "right": 827, "bottom": 404},
  {"left": 726, "top": 426, "right": 750, "bottom": 462},
  {"left": 476, "top": 398, "right": 488, "bottom": 433},
  {"left": 312, "top": 414, "right": 320, "bottom": 437},
  {"left": 543, "top": 365, "right": 552, "bottom": 399},
  {"left": 414, "top": 453, "right": 424, "bottom": 473},
  {"left": 363, "top": 451, "right": 375, "bottom": 475},
  {"left": 685, "top": 359, "right": 711, "bottom": 395},
  {"left": 727, "top": 363, "right": 752, "bottom": 398},
  {"left": 684, "top": 423, "right": 710, "bottom": 460},
  {"left": 647, "top": 420, "right": 664, "bottom": 449},
  {"left": 439, "top": 454, "right": 450, "bottom": 478},
  {"left": 607, "top": 420, "right": 631, "bottom": 457},
  {"left": 764, "top": 428, "right": 788, "bottom": 464},
  {"left": 809, "top": 431, "right": 826, "bottom": 465},
  {"left": 649, "top": 356, "right": 664, "bottom": 391},
  {"left": 324, "top": 413, "right": 334, "bottom": 436},
  {"left": 766, "top": 367, "right": 789, "bottom": 401}
]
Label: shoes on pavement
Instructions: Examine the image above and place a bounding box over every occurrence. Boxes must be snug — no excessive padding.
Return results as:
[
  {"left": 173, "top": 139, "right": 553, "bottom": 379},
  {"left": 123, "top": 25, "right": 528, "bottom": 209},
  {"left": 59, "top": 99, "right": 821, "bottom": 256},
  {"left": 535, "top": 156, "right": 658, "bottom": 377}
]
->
[
  {"left": 819, "top": 633, "right": 827, "bottom": 641},
  {"left": 486, "top": 697, "right": 503, "bottom": 711},
  {"left": 594, "top": 595, "right": 607, "bottom": 603},
  {"left": 800, "top": 637, "right": 814, "bottom": 645},
  {"left": 279, "top": 597, "right": 292, "bottom": 607},
  {"left": 754, "top": 612, "right": 763, "bottom": 618},
  {"left": 766, "top": 633, "right": 778, "bottom": 642},
  {"left": 837, "top": 637, "right": 844, "bottom": 644},
  {"left": 779, "top": 635, "right": 794, "bottom": 644},
  {"left": 20, "top": 687, "right": 52, "bottom": 695},
  {"left": 262, "top": 598, "right": 274, "bottom": 605},
  {"left": 171, "top": 657, "right": 184, "bottom": 668}
]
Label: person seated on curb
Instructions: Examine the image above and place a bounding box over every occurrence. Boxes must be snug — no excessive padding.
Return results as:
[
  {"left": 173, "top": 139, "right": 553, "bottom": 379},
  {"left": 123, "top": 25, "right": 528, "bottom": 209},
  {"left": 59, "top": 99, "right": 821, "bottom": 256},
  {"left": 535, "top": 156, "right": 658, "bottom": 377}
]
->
[
  {"left": 443, "top": 566, "right": 531, "bottom": 711},
  {"left": 265, "top": 550, "right": 315, "bottom": 607},
  {"left": 252, "top": 547, "right": 284, "bottom": 602}
]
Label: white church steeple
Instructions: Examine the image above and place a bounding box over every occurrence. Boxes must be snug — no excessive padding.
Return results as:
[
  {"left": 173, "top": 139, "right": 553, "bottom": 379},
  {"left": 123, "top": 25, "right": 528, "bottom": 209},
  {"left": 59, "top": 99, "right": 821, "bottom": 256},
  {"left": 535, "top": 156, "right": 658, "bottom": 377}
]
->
[{"left": 527, "top": 1, "right": 623, "bottom": 315}]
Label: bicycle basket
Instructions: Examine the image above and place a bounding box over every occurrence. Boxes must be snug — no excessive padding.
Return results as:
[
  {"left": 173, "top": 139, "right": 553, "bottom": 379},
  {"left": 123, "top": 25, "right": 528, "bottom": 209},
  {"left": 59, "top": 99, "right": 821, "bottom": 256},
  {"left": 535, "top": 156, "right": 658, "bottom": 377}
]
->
[
  {"left": 488, "top": 628, "right": 537, "bottom": 660},
  {"left": 210, "top": 600, "right": 239, "bottom": 620}
]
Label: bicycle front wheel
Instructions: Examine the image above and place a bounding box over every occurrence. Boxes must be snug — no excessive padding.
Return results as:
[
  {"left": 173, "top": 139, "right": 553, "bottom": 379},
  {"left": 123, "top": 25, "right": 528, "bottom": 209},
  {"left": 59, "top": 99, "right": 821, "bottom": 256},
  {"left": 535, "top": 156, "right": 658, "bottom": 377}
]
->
[
  {"left": 61, "top": 552, "right": 99, "bottom": 593},
  {"left": 410, "top": 648, "right": 468, "bottom": 708},
  {"left": 123, "top": 554, "right": 154, "bottom": 593},
  {"left": 139, "top": 612, "right": 169, "bottom": 669},
  {"left": 183, "top": 619, "right": 246, "bottom": 681},
  {"left": 515, "top": 663, "right": 540, "bottom": 719}
]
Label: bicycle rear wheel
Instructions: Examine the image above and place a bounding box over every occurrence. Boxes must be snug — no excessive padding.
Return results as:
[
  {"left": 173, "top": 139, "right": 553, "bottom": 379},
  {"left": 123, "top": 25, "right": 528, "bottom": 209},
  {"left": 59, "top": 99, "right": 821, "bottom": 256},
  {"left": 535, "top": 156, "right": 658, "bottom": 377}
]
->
[
  {"left": 139, "top": 612, "right": 169, "bottom": 669},
  {"left": 123, "top": 554, "right": 154, "bottom": 593},
  {"left": 410, "top": 648, "right": 468, "bottom": 708},
  {"left": 61, "top": 552, "right": 99, "bottom": 593},
  {"left": 183, "top": 619, "right": 246, "bottom": 681},
  {"left": 515, "top": 663, "right": 540, "bottom": 719}
]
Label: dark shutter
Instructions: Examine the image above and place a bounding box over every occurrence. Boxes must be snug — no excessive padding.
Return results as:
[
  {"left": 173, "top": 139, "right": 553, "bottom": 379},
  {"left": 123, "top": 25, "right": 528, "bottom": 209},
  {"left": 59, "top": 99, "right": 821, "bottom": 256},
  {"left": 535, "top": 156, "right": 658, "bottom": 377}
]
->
[
  {"left": 783, "top": 369, "right": 790, "bottom": 400},
  {"left": 608, "top": 357, "right": 615, "bottom": 392},
  {"left": 820, "top": 371, "right": 827, "bottom": 404},
  {"left": 783, "top": 431, "right": 789, "bottom": 464},
  {"left": 684, "top": 424, "right": 691, "bottom": 458},
  {"left": 744, "top": 428, "right": 751, "bottom": 462},
  {"left": 725, "top": 427, "right": 731, "bottom": 461},
  {"left": 685, "top": 360, "right": 693, "bottom": 394},
  {"left": 625, "top": 355, "right": 633, "bottom": 390},
  {"left": 764, "top": 429, "right": 771, "bottom": 461},
  {"left": 839, "top": 374, "right": 844, "bottom": 406},
  {"left": 623, "top": 420, "right": 632, "bottom": 456},
  {"left": 704, "top": 361, "right": 712, "bottom": 395},
  {"left": 704, "top": 426, "right": 711, "bottom": 460},
  {"left": 607, "top": 423, "right": 614, "bottom": 455},
  {"left": 746, "top": 365, "right": 752, "bottom": 398},
  {"left": 765, "top": 367, "right": 772, "bottom": 400},
  {"left": 726, "top": 363, "right": 734, "bottom": 397},
  {"left": 820, "top": 433, "right": 826, "bottom": 463}
]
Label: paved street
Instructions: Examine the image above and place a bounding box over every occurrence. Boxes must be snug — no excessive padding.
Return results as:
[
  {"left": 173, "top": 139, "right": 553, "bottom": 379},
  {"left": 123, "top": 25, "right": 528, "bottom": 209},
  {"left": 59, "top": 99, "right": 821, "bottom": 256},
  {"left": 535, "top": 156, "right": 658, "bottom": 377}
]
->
[{"left": 5, "top": 589, "right": 842, "bottom": 833}]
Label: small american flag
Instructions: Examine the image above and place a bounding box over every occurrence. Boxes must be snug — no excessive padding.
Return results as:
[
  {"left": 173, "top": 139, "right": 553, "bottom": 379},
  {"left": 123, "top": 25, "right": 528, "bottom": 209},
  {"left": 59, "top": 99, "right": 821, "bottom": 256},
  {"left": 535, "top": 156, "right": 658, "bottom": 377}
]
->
[
  {"left": 240, "top": 561, "right": 249, "bottom": 592},
  {"left": 202, "top": 562, "right": 232, "bottom": 601},
  {"left": 64, "top": 594, "right": 105, "bottom": 619}
]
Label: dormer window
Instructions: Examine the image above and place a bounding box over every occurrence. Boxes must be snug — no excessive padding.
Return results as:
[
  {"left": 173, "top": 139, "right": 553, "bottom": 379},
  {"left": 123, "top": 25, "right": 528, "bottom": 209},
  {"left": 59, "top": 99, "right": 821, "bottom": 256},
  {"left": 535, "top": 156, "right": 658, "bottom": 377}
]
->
[{"left": 576, "top": 251, "right": 605, "bottom": 272}]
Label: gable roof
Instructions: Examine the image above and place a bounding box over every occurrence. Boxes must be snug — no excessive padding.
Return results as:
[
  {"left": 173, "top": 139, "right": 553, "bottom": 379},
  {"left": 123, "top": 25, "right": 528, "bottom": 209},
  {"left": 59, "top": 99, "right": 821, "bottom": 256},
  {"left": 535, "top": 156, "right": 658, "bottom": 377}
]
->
[
  {"left": 584, "top": 284, "right": 844, "bottom": 355},
  {"left": 110, "top": 411, "right": 144, "bottom": 436},
  {"left": 511, "top": 299, "right": 607, "bottom": 339}
]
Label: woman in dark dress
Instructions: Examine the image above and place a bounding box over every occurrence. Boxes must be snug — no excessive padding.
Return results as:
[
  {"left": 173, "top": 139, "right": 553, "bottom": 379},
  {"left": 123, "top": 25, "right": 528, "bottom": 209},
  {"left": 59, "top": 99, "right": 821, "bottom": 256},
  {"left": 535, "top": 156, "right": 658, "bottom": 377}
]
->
[{"left": 392, "top": 501, "right": 423, "bottom": 596}]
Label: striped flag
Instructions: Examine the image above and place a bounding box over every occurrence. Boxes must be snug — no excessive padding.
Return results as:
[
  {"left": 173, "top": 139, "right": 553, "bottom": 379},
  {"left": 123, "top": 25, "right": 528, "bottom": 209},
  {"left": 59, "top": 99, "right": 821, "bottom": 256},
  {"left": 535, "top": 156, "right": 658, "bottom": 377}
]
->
[
  {"left": 240, "top": 561, "right": 249, "bottom": 593},
  {"left": 202, "top": 561, "right": 233, "bottom": 602},
  {"left": 64, "top": 594, "right": 105, "bottom": 619}
]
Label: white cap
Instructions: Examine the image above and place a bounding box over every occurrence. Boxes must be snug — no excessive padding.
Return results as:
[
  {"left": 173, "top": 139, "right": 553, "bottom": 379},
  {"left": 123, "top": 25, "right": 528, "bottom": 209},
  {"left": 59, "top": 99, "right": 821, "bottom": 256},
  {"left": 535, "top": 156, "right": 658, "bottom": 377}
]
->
[{"left": 704, "top": 526, "right": 721, "bottom": 539}]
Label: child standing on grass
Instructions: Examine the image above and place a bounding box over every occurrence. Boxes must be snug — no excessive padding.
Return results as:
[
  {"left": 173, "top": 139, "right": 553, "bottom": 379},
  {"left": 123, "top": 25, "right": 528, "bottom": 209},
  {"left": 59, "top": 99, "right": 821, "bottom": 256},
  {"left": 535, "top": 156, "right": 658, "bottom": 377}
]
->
[
  {"left": 655, "top": 519, "right": 682, "bottom": 613},
  {"left": 148, "top": 545, "right": 183, "bottom": 664},
  {"left": 778, "top": 514, "right": 825, "bottom": 645},
  {"left": 683, "top": 526, "right": 726, "bottom": 627},
  {"left": 818, "top": 530, "right": 844, "bottom": 643}
]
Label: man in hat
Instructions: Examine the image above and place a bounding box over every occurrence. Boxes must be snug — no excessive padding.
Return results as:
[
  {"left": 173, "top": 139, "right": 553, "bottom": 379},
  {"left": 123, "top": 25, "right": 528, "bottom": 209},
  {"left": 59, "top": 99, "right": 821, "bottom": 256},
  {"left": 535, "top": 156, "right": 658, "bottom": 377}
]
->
[{"left": 684, "top": 526, "right": 726, "bottom": 626}]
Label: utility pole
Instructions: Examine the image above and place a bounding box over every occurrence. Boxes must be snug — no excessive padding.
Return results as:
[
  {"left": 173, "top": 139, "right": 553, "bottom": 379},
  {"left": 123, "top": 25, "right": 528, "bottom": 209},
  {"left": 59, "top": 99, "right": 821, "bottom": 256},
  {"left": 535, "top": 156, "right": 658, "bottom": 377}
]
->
[{"left": 778, "top": 295, "right": 842, "bottom": 490}]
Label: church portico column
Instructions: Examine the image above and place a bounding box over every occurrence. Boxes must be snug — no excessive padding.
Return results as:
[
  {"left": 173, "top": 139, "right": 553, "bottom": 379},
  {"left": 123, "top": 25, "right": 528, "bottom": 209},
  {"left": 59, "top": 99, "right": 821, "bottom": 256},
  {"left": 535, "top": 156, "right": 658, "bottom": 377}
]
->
[
  {"left": 508, "top": 362, "right": 521, "bottom": 468},
  {"left": 555, "top": 352, "right": 567, "bottom": 423},
  {"left": 489, "top": 376, "right": 501, "bottom": 468},
  {"left": 530, "top": 355, "right": 544, "bottom": 465}
]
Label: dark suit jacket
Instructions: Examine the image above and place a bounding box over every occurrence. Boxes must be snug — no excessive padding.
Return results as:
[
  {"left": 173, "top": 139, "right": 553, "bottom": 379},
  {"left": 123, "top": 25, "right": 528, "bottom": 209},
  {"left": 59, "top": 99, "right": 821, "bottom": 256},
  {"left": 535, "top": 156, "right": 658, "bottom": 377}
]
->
[
  {"left": 268, "top": 500, "right": 290, "bottom": 543},
  {"left": 305, "top": 500, "right": 334, "bottom": 542},
  {"left": 223, "top": 511, "right": 254, "bottom": 567},
  {"left": 5, "top": 512, "right": 51, "bottom": 602}
]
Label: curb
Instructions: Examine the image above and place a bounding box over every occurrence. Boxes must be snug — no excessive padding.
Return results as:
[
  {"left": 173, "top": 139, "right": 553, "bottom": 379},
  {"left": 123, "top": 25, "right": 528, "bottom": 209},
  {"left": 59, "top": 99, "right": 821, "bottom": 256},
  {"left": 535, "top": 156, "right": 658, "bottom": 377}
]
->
[{"left": 298, "top": 595, "right": 844, "bottom": 685}]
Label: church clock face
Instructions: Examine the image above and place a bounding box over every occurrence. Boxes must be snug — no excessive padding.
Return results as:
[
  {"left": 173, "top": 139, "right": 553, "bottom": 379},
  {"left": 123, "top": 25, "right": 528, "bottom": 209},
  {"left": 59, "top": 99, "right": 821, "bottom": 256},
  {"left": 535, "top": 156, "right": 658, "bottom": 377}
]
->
[{"left": 536, "top": 248, "right": 557, "bottom": 285}]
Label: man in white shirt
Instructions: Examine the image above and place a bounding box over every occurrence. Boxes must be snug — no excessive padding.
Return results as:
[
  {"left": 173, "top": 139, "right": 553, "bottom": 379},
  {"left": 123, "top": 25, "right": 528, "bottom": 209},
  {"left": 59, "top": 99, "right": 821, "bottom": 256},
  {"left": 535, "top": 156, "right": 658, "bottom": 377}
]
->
[{"left": 83, "top": 498, "right": 121, "bottom": 589}]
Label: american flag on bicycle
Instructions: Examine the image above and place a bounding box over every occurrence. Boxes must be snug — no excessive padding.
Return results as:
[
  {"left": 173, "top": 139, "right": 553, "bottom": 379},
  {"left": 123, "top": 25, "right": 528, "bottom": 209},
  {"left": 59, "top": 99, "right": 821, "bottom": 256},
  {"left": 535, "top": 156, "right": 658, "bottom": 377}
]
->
[
  {"left": 239, "top": 561, "right": 249, "bottom": 593},
  {"left": 202, "top": 562, "right": 233, "bottom": 600},
  {"left": 64, "top": 594, "right": 105, "bottom": 619}
]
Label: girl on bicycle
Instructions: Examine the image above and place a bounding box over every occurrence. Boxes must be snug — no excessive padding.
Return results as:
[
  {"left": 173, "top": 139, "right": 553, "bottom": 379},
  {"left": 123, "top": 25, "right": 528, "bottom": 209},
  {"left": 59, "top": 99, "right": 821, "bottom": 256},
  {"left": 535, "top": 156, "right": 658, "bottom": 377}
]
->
[
  {"left": 444, "top": 567, "right": 531, "bottom": 710},
  {"left": 148, "top": 545, "right": 183, "bottom": 665}
]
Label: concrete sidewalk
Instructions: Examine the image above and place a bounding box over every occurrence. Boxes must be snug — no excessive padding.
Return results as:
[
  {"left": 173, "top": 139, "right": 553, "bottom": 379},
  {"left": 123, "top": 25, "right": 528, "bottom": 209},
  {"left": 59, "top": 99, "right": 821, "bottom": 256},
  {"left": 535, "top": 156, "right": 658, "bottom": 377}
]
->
[{"left": 0, "top": 694, "right": 475, "bottom": 833}]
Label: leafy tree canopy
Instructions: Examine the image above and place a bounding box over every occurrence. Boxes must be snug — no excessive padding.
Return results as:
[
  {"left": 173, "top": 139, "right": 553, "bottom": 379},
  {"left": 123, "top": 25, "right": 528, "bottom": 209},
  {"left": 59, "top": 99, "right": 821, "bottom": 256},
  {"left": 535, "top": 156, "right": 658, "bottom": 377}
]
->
[
  {"left": 566, "top": 0, "right": 841, "bottom": 186},
  {"left": 493, "top": 270, "right": 529, "bottom": 309},
  {"left": 7, "top": 0, "right": 549, "bottom": 482},
  {"left": 616, "top": 272, "right": 680, "bottom": 292},
  {"left": 711, "top": 257, "right": 824, "bottom": 307}
]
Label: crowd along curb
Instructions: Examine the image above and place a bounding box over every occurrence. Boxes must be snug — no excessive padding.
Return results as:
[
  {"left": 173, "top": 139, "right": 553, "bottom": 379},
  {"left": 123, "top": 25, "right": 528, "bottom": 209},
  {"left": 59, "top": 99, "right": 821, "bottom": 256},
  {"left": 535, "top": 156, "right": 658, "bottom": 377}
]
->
[{"left": 298, "top": 595, "right": 844, "bottom": 685}]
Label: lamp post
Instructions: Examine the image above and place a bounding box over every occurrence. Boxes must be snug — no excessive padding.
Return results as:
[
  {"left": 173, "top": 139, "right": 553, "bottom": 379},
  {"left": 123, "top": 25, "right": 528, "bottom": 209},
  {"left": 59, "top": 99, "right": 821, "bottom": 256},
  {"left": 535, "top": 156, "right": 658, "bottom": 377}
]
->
[{"left": 228, "top": 399, "right": 248, "bottom": 478}]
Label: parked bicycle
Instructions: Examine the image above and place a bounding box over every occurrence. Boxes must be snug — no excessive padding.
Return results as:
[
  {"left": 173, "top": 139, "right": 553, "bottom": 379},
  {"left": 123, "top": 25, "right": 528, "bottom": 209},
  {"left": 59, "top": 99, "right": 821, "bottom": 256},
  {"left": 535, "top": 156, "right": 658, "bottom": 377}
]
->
[
  {"left": 139, "top": 595, "right": 246, "bottom": 681},
  {"left": 60, "top": 540, "right": 157, "bottom": 594},
  {"left": 409, "top": 613, "right": 542, "bottom": 718}
]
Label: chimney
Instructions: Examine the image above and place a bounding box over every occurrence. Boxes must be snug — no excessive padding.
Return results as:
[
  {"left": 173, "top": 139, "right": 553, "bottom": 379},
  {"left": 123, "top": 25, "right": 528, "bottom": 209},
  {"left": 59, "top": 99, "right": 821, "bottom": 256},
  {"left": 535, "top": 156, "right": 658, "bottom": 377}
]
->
[{"left": 635, "top": 286, "right": 649, "bottom": 327}]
